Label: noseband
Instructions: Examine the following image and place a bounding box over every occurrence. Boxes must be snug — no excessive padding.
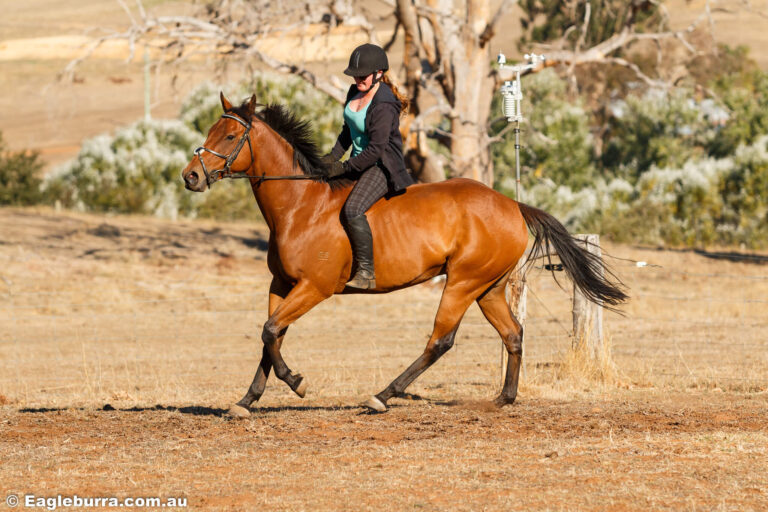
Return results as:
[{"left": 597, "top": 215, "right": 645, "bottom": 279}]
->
[{"left": 193, "top": 112, "right": 317, "bottom": 187}]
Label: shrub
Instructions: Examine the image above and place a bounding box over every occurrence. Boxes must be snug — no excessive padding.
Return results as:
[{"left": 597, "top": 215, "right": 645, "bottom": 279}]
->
[
  {"left": 46, "top": 72, "right": 343, "bottom": 220},
  {"left": 529, "top": 137, "right": 768, "bottom": 248},
  {"left": 491, "top": 58, "right": 768, "bottom": 248},
  {"left": 181, "top": 73, "right": 342, "bottom": 151},
  {"left": 709, "top": 69, "right": 768, "bottom": 158},
  {"left": 600, "top": 88, "right": 721, "bottom": 179},
  {"left": 0, "top": 132, "right": 45, "bottom": 206},
  {"left": 492, "top": 69, "right": 596, "bottom": 194},
  {"left": 45, "top": 119, "right": 202, "bottom": 218}
]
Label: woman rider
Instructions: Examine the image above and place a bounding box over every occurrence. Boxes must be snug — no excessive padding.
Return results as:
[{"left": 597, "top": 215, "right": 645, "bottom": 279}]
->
[{"left": 324, "top": 43, "right": 414, "bottom": 290}]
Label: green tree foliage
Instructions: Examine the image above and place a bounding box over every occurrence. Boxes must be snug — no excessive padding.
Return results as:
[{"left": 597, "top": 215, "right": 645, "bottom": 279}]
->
[
  {"left": 709, "top": 68, "right": 768, "bottom": 158},
  {"left": 600, "top": 89, "right": 720, "bottom": 179},
  {"left": 46, "top": 119, "right": 202, "bottom": 217},
  {"left": 181, "top": 74, "right": 341, "bottom": 151},
  {"left": 0, "top": 132, "right": 45, "bottom": 206}
]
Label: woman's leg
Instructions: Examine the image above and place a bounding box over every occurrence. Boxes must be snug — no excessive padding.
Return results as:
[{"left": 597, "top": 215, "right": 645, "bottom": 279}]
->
[{"left": 343, "top": 166, "right": 389, "bottom": 289}]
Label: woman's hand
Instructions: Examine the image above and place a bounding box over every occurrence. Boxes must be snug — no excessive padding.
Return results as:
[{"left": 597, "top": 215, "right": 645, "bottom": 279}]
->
[{"left": 327, "top": 160, "right": 349, "bottom": 177}]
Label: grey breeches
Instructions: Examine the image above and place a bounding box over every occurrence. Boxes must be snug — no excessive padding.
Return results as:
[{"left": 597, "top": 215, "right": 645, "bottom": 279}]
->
[{"left": 342, "top": 165, "right": 389, "bottom": 220}]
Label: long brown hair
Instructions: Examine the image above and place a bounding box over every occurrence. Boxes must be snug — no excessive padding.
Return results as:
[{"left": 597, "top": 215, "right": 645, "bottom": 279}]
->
[{"left": 380, "top": 73, "right": 410, "bottom": 116}]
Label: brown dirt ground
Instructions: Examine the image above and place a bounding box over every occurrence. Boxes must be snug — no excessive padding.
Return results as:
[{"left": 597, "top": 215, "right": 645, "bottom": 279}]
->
[
  {"left": 1, "top": 206, "right": 767, "bottom": 510},
  {"left": 2, "top": 393, "right": 767, "bottom": 511}
]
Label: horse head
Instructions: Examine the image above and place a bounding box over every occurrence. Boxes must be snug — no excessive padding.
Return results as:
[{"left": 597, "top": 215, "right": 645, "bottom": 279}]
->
[{"left": 182, "top": 92, "right": 259, "bottom": 192}]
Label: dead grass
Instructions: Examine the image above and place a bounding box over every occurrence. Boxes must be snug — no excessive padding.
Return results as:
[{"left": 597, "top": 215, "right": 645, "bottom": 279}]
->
[
  {"left": 1, "top": 206, "right": 767, "bottom": 408},
  {"left": 1, "top": 0, "right": 767, "bottom": 171},
  {"left": 555, "top": 332, "right": 619, "bottom": 386}
]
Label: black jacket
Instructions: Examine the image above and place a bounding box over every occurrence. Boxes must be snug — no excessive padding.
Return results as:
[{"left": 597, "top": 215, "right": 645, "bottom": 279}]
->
[{"left": 330, "top": 83, "right": 414, "bottom": 192}]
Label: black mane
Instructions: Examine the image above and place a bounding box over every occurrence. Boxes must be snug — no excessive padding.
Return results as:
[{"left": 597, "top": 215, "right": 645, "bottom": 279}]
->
[{"left": 231, "top": 101, "right": 351, "bottom": 189}]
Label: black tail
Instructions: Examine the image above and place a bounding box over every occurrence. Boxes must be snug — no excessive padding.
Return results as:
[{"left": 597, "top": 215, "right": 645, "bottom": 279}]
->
[{"left": 518, "top": 202, "right": 628, "bottom": 310}]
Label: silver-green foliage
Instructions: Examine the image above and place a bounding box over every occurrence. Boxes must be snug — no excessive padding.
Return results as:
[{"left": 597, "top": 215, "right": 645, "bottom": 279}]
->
[
  {"left": 181, "top": 73, "right": 341, "bottom": 150},
  {"left": 0, "top": 131, "right": 45, "bottom": 206},
  {"left": 493, "top": 69, "right": 596, "bottom": 193},
  {"left": 493, "top": 68, "right": 768, "bottom": 247},
  {"left": 46, "top": 72, "right": 343, "bottom": 220},
  {"left": 45, "top": 119, "right": 202, "bottom": 218},
  {"left": 601, "top": 88, "right": 723, "bottom": 178},
  {"left": 528, "top": 136, "right": 768, "bottom": 247}
]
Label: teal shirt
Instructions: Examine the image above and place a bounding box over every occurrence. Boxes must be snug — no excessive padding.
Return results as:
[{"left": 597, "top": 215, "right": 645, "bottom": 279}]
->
[{"left": 343, "top": 101, "right": 371, "bottom": 157}]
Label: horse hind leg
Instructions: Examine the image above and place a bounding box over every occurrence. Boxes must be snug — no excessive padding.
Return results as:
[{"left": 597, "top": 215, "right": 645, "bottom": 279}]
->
[
  {"left": 476, "top": 277, "right": 523, "bottom": 407},
  {"left": 363, "top": 281, "right": 480, "bottom": 413}
]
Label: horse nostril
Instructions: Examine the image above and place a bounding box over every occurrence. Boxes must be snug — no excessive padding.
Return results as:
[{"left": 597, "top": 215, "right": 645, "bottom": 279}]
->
[{"left": 186, "top": 171, "right": 199, "bottom": 186}]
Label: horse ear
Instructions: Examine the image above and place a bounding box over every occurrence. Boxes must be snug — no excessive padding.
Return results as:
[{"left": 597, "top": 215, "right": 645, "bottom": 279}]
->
[
  {"left": 247, "top": 94, "right": 258, "bottom": 115},
  {"left": 220, "top": 92, "right": 233, "bottom": 112}
]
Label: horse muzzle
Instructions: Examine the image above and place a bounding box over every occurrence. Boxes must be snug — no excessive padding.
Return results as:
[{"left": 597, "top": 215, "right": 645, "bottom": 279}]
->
[{"left": 183, "top": 169, "right": 206, "bottom": 192}]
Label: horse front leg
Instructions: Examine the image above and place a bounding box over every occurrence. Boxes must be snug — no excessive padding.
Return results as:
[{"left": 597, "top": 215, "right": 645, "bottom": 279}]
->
[
  {"left": 259, "top": 280, "right": 330, "bottom": 398},
  {"left": 229, "top": 342, "right": 284, "bottom": 418},
  {"left": 228, "top": 278, "right": 290, "bottom": 418}
]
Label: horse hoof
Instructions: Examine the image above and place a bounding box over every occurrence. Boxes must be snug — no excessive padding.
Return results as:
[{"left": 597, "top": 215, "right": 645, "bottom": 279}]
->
[
  {"left": 292, "top": 375, "right": 308, "bottom": 398},
  {"left": 362, "top": 396, "right": 387, "bottom": 413},
  {"left": 493, "top": 396, "right": 516, "bottom": 408},
  {"left": 227, "top": 404, "right": 251, "bottom": 418}
]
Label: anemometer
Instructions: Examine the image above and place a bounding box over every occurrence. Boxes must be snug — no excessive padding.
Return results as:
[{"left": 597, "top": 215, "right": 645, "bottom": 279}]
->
[{"left": 496, "top": 52, "right": 546, "bottom": 200}]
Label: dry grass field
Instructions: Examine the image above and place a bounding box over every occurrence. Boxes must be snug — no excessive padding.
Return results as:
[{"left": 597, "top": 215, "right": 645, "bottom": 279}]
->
[
  {"left": 1, "top": 206, "right": 767, "bottom": 510},
  {"left": 2, "top": 1, "right": 768, "bottom": 510}
]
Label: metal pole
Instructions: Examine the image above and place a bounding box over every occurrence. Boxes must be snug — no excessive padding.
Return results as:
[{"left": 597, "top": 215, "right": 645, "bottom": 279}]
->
[
  {"left": 514, "top": 68, "right": 522, "bottom": 201},
  {"left": 514, "top": 120, "right": 521, "bottom": 201},
  {"left": 143, "top": 46, "right": 151, "bottom": 122},
  {"left": 497, "top": 52, "right": 545, "bottom": 389}
]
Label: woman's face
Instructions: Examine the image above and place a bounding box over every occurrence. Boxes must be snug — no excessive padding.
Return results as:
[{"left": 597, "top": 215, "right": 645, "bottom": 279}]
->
[{"left": 354, "top": 71, "right": 382, "bottom": 92}]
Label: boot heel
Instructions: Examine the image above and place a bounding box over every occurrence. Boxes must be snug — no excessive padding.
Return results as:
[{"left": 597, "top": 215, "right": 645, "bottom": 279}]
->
[{"left": 346, "top": 275, "right": 376, "bottom": 289}]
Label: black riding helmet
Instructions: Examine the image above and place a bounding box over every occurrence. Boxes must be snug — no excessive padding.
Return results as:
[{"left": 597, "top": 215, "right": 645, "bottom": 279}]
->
[{"left": 344, "top": 44, "right": 389, "bottom": 77}]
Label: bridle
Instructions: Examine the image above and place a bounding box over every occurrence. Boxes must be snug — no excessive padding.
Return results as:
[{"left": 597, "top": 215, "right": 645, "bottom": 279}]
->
[
  {"left": 193, "top": 112, "right": 316, "bottom": 187},
  {"left": 194, "top": 113, "right": 254, "bottom": 186}
]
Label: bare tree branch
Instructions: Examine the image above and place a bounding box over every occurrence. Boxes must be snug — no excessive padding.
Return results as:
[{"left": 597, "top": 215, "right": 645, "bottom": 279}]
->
[
  {"left": 603, "top": 57, "right": 668, "bottom": 88},
  {"left": 62, "top": 0, "right": 726, "bottom": 187},
  {"left": 479, "top": 0, "right": 517, "bottom": 48}
]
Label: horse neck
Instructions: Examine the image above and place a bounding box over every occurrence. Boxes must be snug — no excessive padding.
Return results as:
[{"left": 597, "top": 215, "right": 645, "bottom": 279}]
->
[{"left": 248, "top": 124, "right": 328, "bottom": 232}]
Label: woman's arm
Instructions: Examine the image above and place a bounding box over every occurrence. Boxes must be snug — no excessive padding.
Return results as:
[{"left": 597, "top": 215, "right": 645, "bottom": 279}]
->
[
  {"left": 345, "top": 103, "right": 398, "bottom": 173},
  {"left": 329, "top": 123, "right": 352, "bottom": 160}
]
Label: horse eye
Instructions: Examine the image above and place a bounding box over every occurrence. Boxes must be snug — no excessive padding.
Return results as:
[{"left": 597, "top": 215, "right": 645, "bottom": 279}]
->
[{"left": 226, "top": 134, "right": 235, "bottom": 140}]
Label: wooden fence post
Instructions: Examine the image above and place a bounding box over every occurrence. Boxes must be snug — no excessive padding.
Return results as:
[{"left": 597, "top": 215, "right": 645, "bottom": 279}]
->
[
  {"left": 504, "top": 269, "right": 527, "bottom": 387},
  {"left": 572, "top": 234, "right": 603, "bottom": 359}
]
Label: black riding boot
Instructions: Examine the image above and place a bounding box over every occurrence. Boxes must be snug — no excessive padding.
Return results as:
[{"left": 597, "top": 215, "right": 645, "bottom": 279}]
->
[{"left": 345, "top": 214, "right": 376, "bottom": 289}]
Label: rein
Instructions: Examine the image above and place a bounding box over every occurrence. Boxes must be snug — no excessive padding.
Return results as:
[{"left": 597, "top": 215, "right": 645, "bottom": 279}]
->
[{"left": 194, "top": 113, "right": 316, "bottom": 187}]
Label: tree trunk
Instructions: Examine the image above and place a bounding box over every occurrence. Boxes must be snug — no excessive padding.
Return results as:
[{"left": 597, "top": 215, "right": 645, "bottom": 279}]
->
[
  {"left": 450, "top": 55, "right": 495, "bottom": 185},
  {"left": 397, "top": 0, "right": 497, "bottom": 186},
  {"left": 448, "top": 0, "right": 496, "bottom": 185}
]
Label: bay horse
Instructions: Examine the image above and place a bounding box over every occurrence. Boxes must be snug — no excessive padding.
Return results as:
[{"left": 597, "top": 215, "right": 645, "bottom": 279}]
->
[{"left": 181, "top": 93, "right": 627, "bottom": 416}]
